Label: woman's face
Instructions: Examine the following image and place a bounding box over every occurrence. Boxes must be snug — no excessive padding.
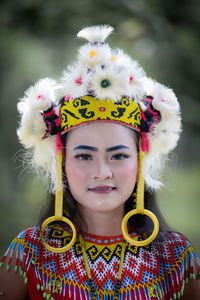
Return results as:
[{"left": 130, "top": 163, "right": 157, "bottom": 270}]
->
[{"left": 65, "top": 122, "right": 138, "bottom": 214}]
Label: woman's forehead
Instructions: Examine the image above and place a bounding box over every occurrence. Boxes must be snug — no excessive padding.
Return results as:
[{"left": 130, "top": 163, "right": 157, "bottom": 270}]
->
[{"left": 65, "top": 122, "right": 137, "bottom": 147}]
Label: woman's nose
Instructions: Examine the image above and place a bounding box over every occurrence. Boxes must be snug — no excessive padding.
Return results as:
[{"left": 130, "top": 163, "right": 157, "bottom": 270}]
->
[{"left": 93, "top": 158, "right": 113, "bottom": 180}]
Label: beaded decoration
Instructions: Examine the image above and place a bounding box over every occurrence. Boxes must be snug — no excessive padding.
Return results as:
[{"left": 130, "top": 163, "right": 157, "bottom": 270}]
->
[{"left": 1, "top": 225, "right": 199, "bottom": 299}]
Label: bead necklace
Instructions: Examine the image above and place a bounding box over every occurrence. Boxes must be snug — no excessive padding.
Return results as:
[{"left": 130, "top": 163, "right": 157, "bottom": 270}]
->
[{"left": 79, "top": 234, "right": 127, "bottom": 300}]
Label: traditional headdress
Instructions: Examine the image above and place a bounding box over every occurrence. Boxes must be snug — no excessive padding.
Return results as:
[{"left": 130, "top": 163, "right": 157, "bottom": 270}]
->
[{"left": 17, "top": 25, "right": 181, "bottom": 252}]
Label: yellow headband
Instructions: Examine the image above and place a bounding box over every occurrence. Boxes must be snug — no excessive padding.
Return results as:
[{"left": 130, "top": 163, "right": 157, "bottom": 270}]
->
[{"left": 61, "top": 95, "right": 142, "bottom": 134}]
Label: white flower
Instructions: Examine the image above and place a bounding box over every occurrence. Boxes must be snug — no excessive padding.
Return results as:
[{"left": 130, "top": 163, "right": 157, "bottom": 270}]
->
[
  {"left": 61, "top": 63, "right": 88, "bottom": 98},
  {"left": 90, "top": 66, "right": 129, "bottom": 102},
  {"left": 18, "top": 78, "right": 59, "bottom": 114},
  {"left": 109, "top": 49, "right": 146, "bottom": 100},
  {"left": 126, "top": 60, "right": 146, "bottom": 100},
  {"left": 78, "top": 43, "right": 112, "bottom": 67},
  {"left": 110, "top": 49, "right": 133, "bottom": 70}
]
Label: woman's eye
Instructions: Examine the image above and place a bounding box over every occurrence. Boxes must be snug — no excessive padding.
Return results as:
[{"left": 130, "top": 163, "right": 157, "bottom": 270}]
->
[
  {"left": 75, "top": 154, "right": 92, "bottom": 161},
  {"left": 75, "top": 153, "right": 129, "bottom": 161},
  {"left": 111, "top": 153, "right": 129, "bottom": 160}
]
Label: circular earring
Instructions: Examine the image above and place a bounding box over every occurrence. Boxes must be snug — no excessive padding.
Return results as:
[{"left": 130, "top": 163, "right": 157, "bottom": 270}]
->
[
  {"left": 122, "top": 146, "right": 159, "bottom": 247},
  {"left": 40, "top": 150, "right": 77, "bottom": 253}
]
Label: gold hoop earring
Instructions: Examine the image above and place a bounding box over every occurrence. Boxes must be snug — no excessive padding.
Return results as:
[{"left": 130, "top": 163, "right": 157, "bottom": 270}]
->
[
  {"left": 40, "top": 150, "right": 76, "bottom": 253},
  {"left": 122, "top": 144, "right": 159, "bottom": 247}
]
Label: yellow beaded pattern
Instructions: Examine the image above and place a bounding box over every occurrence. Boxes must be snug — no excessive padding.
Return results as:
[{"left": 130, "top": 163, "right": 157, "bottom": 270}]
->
[{"left": 61, "top": 95, "right": 141, "bottom": 133}]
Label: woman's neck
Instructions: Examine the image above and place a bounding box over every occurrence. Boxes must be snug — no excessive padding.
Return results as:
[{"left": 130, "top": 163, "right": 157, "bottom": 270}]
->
[{"left": 78, "top": 204, "right": 125, "bottom": 236}]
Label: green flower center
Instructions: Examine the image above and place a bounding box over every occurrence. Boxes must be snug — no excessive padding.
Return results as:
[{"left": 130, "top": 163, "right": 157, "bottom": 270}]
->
[{"left": 101, "top": 79, "right": 111, "bottom": 88}]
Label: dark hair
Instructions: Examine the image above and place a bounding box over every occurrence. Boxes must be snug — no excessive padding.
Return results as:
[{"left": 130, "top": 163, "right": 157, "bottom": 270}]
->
[
  {"left": 38, "top": 127, "right": 170, "bottom": 238},
  {"left": 38, "top": 188, "right": 170, "bottom": 234}
]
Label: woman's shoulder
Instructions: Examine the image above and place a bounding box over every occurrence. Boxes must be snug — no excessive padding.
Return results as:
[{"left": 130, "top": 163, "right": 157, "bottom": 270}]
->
[
  {"left": 150, "top": 230, "right": 199, "bottom": 262},
  {"left": 13, "top": 223, "right": 73, "bottom": 244},
  {"left": 154, "top": 230, "right": 193, "bottom": 248},
  {"left": 15, "top": 226, "right": 41, "bottom": 241},
  {"left": 132, "top": 231, "right": 200, "bottom": 299},
  {"left": 0, "top": 224, "right": 73, "bottom": 270},
  {"left": 149, "top": 230, "right": 200, "bottom": 279}
]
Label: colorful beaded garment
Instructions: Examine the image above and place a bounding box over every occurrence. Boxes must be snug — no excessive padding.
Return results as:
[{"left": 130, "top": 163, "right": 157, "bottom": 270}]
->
[{"left": 0, "top": 225, "right": 199, "bottom": 300}]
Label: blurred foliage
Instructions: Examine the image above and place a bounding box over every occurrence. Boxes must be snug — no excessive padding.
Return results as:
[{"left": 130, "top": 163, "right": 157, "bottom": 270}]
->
[
  {"left": 0, "top": 0, "right": 199, "bottom": 256},
  {"left": 157, "top": 166, "right": 200, "bottom": 252}
]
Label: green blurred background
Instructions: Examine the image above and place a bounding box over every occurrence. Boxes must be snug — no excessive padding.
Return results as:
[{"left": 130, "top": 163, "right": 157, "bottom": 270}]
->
[{"left": 0, "top": 0, "right": 200, "bottom": 256}]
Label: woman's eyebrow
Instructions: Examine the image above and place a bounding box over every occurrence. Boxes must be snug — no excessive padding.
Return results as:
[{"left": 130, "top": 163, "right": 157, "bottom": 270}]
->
[
  {"left": 73, "top": 145, "right": 98, "bottom": 151},
  {"left": 73, "top": 145, "right": 130, "bottom": 152}
]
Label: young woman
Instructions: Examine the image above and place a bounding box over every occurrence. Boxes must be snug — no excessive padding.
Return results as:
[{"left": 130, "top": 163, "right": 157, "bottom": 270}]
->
[{"left": 0, "top": 25, "right": 199, "bottom": 300}]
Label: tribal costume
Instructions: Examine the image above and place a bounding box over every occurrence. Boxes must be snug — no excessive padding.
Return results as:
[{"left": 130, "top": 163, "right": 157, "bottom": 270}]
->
[
  {"left": 1, "top": 25, "right": 199, "bottom": 299},
  {"left": 1, "top": 225, "right": 199, "bottom": 299}
]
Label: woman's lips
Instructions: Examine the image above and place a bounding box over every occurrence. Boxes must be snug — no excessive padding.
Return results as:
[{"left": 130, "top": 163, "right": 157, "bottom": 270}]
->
[{"left": 88, "top": 186, "right": 117, "bottom": 194}]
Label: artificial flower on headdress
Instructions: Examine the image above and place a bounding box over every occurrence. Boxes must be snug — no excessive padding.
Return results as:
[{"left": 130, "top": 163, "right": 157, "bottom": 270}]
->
[
  {"left": 78, "top": 43, "right": 112, "bottom": 68},
  {"left": 86, "top": 65, "right": 129, "bottom": 102},
  {"left": 77, "top": 25, "right": 113, "bottom": 68},
  {"left": 61, "top": 63, "right": 88, "bottom": 99},
  {"left": 111, "top": 49, "right": 146, "bottom": 100}
]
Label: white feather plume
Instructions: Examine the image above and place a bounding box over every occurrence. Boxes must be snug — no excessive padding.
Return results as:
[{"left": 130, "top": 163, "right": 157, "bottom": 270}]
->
[
  {"left": 142, "top": 78, "right": 182, "bottom": 189},
  {"left": 77, "top": 25, "right": 114, "bottom": 43},
  {"left": 32, "top": 135, "right": 58, "bottom": 193},
  {"left": 17, "top": 77, "right": 61, "bottom": 193}
]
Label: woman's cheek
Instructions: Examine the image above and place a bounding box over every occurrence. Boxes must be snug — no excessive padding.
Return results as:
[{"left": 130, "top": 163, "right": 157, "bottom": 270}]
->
[
  {"left": 66, "top": 161, "right": 88, "bottom": 187},
  {"left": 118, "top": 160, "right": 138, "bottom": 182}
]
